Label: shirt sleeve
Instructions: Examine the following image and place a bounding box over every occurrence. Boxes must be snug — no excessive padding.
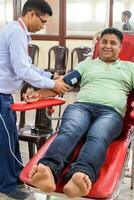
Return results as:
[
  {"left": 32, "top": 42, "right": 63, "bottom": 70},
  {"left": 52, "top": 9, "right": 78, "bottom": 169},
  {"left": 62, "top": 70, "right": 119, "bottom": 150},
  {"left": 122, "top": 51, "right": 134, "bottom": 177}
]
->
[
  {"left": 74, "top": 60, "right": 86, "bottom": 76},
  {"left": 7, "top": 30, "right": 55, "bottom": 89},
  {"left": 31, "top": 64, "right": 52, "bottom": 78}
]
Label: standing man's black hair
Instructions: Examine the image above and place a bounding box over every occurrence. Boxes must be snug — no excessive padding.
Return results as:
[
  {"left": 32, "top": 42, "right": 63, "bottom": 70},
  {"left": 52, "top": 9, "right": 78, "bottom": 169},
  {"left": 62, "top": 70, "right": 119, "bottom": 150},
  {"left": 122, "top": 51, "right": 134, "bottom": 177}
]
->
[
  {"left": 122, "top": 10, "right": 132, "bottom": 19},
  {"left": 21, "top": 0, "right": 52, "bottom": 17},
  {"left": 101, "top": 27, "right": 123, "bottom": 43}
]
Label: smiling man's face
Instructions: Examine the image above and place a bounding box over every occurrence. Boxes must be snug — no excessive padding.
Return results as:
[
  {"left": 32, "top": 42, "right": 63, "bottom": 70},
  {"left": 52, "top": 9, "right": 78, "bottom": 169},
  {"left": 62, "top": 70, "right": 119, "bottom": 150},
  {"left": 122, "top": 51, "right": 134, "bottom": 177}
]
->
[{"left": 99, "top": 33, "right": 122, "bottom": 63}]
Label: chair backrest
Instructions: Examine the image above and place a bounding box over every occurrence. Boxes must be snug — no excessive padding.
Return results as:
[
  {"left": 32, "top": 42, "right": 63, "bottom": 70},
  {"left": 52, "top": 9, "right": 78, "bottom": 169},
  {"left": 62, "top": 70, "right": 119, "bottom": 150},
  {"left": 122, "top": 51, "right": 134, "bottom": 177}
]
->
[
  {"left": 71, "top": 46, "right": 91, "bottom": 71},
  {"left": 28, "top": 44, "right": 39, "bottom": 65},
  {"left": 48, "top": 45, "right": 69, "bottom": 75}
]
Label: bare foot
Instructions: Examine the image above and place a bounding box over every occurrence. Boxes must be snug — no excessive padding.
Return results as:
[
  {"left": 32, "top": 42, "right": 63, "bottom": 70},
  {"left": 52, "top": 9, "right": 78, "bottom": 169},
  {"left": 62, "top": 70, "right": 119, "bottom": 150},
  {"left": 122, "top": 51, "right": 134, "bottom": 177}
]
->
[
  {"left": 29, "top": 163, "right": 56, "bottom": 193},
  {"left": 63, "top": 172, "right": 92, "bottom": 198}
]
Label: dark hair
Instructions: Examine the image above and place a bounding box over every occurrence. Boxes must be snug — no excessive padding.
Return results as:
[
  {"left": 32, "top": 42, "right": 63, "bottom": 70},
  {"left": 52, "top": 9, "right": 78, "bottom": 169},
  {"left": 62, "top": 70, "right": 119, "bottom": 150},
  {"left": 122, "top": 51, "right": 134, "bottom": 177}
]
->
[
  {"left": 122, "top": 10, "right": 132, "bottom": 19},
  {"left": 101, "top": 27, "right": 123, "bottom": 43},
  {"left": 21, "top": 0, "right": 52, "bottom": 17}
]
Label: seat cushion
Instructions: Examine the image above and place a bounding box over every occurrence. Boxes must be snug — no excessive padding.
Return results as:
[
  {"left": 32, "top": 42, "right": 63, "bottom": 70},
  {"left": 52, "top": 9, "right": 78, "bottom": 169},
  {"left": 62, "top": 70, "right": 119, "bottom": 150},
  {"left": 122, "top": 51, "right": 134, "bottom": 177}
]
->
[{"left": 19, "top": 125, "right": 133, "bottom": 199}]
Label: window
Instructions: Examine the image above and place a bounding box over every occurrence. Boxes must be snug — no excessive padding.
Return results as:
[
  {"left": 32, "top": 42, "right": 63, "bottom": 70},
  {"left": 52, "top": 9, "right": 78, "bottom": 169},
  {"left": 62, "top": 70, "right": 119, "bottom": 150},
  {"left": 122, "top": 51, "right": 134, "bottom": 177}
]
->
[
  {"left": 67, "top": 0, "right": 109, "bottom": 36},
  {"left": 95, "top": 2, "right": 106, "bottom": 22},
  {"left": 0, "top": 0, "right": 13, "bottom": 28},
  {"left": 113, "top": 0, "right": 134, "bottom": 31},
  {"left": 67, "top": 3, "right": 92, "bottom": 23},
  {"left": 45, "top": 0, "right": 59, "bottom": 35},
  {"left": 130, "top": 4, "right": 134, "bottom": 21}
]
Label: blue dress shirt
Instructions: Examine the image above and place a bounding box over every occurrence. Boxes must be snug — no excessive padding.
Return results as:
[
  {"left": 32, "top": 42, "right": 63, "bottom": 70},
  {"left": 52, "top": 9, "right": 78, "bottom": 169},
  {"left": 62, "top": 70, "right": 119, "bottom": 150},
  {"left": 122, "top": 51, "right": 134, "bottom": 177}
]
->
[{"left": 0, "top": 18, "right": 55, "bottom": 94}]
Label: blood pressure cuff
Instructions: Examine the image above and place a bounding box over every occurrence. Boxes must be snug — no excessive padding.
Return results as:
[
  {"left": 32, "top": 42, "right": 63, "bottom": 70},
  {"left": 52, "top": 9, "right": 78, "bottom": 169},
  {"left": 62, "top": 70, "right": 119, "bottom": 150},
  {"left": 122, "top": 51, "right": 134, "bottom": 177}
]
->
[{"left": 63, "top": 70, "right": 81, "bottom": 86}]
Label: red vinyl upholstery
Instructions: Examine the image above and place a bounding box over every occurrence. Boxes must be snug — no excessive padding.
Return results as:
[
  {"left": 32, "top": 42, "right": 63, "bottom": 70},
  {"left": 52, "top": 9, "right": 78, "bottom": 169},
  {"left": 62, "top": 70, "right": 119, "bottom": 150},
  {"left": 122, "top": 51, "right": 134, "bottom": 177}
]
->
[
  {"left": 16, "top": 33, "right": 134, "bottom": 199},
  {"left": 119, "top": 34, "right": 134, "bottom": 62},
  {"left": 19, "top": 92, "right": 134, "bottom": 199},
  {"left": 19, "top": 133, "right": 132, "bottom": 198},
  {"left": 11, "top": 98, "right": 65, "bottom": 111}
]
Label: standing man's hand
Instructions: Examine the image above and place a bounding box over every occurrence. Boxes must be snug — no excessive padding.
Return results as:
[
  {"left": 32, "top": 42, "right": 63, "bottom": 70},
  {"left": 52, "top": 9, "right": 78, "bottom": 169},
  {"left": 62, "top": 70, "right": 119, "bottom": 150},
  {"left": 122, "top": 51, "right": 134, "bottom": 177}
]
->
[
  {"left": 53, "top": 77, "right": 70, "bottom": 94},
  {"left": 53, "top": 72, "right": 61, "bottom": 79}
]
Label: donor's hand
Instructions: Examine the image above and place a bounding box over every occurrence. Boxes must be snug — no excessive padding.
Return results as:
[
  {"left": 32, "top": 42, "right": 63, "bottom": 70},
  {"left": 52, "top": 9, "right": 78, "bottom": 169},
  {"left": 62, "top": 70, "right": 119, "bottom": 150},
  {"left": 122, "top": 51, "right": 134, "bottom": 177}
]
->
[{"left": 23, "top": 90, "right": 40, "bottom": 103}]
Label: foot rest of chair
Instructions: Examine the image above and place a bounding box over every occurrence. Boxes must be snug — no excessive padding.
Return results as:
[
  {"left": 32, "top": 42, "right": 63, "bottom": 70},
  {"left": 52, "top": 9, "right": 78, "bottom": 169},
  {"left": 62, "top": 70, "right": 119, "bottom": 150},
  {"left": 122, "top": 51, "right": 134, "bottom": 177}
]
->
[
  {"left": 11, "top": 97, "right": 65, "bottom": 111},
  {"left": 19, "top": 126, "right": 133, "bottom": 199}
]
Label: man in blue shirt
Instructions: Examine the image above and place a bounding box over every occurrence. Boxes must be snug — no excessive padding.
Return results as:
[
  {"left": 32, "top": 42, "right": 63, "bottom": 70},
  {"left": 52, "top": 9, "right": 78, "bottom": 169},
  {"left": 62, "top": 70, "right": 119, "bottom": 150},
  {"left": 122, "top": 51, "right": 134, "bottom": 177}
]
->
[{"left": 0, "top": 0, "right": 69, "bottom": 199}]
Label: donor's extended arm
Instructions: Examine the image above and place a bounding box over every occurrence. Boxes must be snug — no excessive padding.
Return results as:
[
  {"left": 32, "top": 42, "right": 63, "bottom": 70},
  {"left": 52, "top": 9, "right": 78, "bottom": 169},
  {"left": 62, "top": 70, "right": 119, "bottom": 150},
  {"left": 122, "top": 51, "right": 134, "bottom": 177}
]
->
[
  {"left": 23, "top": 89, "right": 57, "bottom": 103},
  {"left": 23, "top": 70, "right": 81, "bottom": 103}
]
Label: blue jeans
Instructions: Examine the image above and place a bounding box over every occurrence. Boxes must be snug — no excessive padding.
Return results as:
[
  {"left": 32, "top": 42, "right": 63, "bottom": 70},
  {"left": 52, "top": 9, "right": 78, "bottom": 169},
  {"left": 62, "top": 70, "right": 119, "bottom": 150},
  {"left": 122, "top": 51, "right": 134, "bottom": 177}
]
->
[
  {"left": 0, "top": 94, "right": 23, "bottom": 193},
  {"left": 39, "top": 102, "right": 123, "bottom": 183}
]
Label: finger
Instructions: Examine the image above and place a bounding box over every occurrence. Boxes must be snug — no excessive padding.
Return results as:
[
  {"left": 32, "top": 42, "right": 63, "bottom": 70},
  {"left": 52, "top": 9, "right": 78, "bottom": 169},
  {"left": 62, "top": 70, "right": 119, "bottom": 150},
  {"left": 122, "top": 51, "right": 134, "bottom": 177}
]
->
[
  {"left": 22, "top": 93, "right": 27, "bottom": 99},
  {"left": 61, "top": 88, "right": 69, "bottom": 93},
  {"left": 64, "top": 83, "right": 70, "bottom": 89},
  {"left": 64, "top": 85, "right": 71, "bottom": 91}
]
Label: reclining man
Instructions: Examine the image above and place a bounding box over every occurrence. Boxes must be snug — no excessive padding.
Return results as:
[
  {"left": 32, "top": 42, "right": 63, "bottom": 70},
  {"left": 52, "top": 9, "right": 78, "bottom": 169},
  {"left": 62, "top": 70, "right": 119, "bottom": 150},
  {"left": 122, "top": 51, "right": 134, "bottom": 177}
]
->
[{"left": 23, "top": 27, "right": 134, "bottom": 198}]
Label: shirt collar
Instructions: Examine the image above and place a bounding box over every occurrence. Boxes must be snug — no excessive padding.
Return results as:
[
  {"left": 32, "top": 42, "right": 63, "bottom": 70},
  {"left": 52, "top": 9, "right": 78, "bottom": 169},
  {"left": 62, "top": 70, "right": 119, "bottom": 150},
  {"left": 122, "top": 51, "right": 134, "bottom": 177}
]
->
[{"left": 98, "top": 57, "right": 120, "bottom": 65}]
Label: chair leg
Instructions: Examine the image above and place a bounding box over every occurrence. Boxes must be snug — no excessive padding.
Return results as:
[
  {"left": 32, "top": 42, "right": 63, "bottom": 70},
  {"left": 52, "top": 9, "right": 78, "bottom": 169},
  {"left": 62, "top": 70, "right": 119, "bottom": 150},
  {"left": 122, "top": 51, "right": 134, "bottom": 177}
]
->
[
  {"left": 28, "top": 138, "right": 48, "bottom": 160},
  {"left": 130, "top": 137, "right": 134, "bottom": 189},
  {"left": 28, "top": 142, "right": 36, "bottom": 159},
  {"left": 38, "top": 137, "right": 48, "bottom": 150}
]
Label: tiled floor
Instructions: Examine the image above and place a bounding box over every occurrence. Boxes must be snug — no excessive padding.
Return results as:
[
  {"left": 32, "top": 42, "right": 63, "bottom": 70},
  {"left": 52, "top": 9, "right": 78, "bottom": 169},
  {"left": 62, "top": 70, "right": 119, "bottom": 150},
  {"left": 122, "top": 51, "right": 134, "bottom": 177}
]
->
[{"left": 0, "top": 91, "right": 134, "bottom": 199}]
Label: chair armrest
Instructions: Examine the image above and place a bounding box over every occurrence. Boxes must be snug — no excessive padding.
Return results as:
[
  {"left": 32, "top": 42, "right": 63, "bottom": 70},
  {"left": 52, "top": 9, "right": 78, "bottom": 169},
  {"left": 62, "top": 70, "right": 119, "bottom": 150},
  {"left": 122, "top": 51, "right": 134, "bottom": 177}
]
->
[{"left": 11, "top": 97, "right": 65, "bottom": 111}]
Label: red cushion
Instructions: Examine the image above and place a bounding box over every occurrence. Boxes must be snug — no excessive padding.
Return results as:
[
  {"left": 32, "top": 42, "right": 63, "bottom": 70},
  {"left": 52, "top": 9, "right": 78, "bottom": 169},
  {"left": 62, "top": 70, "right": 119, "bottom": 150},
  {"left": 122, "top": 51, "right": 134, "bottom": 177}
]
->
[
  {"left": 19, "top": 126, "right": 133, "bottom": 199},
  {"left": 87, "top": 133, "right": 131, "bottom": 198},
  {"left": 19, "top": 92, "right": 134, "bottom": 199},
  {"left": 11, "top": 98, "right": 65, "bottom": 111},
  {"left": 119, "top": 34, "right": 134, "bottom": 62}
]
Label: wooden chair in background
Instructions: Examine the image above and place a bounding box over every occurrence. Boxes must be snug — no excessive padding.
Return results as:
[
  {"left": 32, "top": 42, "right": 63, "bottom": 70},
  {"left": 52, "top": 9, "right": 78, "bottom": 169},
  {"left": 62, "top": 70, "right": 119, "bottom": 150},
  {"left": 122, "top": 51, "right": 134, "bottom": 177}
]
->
[
  {"left": 18, "top": 44, "right": 53, "bottom": 159},
  {"left": 70, "top": 46, "right": 91, "bottom": 71},
  {"left": 47, "top": 45, "right": 69, "bottom": 75}
]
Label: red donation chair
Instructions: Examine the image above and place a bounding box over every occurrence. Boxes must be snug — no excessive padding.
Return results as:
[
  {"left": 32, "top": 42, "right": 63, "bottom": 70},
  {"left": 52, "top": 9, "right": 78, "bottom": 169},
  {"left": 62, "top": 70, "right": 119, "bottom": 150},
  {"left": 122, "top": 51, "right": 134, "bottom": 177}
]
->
[{"left": 11, "top": 33, "right": 134, "bottom": 199}]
